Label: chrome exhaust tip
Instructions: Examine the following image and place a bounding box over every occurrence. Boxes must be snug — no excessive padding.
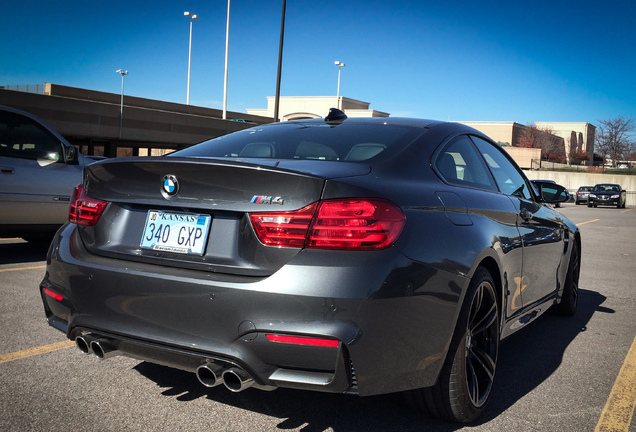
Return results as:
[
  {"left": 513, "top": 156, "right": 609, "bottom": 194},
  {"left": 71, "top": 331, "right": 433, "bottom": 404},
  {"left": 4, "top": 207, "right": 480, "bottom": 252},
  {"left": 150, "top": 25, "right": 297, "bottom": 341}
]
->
[
  {"left": 222, "top": 367, "right": 254, "bottom": 392},
  {"left": 196, "top": 363, "right": 225, "bottom": 388},
  {"left": 75, "top": 334, "right": 96, "bottom": 355},
  {"left": 89, "top": 339, "right": 120, "bottom": 360}
]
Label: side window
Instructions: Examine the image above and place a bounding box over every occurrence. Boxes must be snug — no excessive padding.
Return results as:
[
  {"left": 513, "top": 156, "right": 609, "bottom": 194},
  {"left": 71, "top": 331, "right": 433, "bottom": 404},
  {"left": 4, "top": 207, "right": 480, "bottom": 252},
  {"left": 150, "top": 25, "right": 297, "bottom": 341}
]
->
[
  {"left": 0, "top": 111, "right": 63, "bottom": 162},
  {"left": 434, "top": 136, "right": 497, "bottom": 191},
  {"left": 470, "top": 136, "right": 532, "bottom": 199}
]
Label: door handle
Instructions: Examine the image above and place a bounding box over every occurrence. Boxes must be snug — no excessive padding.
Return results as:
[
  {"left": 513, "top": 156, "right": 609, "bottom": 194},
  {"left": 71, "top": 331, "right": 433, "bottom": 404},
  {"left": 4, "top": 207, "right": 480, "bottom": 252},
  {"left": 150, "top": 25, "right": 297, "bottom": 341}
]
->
[{"left": 0, "top": 166, "right": 15, "bottom": 174}]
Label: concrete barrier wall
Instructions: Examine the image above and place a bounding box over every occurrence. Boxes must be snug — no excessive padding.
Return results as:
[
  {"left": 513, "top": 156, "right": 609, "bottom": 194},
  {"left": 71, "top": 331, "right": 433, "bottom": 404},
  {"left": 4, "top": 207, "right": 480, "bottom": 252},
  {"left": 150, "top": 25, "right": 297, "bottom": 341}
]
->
[{"left": 524, "top": 170, "right": 636, "bottom": 206}]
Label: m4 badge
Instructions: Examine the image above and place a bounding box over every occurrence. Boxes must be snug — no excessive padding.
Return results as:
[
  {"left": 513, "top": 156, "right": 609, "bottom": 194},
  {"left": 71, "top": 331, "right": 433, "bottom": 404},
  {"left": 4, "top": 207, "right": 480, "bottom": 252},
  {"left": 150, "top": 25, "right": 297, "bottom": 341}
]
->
[{"left": 251, "top": 195, "right": 284, "bottom": 205}]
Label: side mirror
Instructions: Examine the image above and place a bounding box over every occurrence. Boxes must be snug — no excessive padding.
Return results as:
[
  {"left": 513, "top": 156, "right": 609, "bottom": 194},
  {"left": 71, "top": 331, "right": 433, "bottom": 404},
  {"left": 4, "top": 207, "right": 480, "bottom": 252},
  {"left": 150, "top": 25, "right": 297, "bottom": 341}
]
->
[
  {"left": 65, "top": 144, "right": 79, "bottom": 165},
  {"left": 536, "top": 183, "right": 570, "bottom": 204}
]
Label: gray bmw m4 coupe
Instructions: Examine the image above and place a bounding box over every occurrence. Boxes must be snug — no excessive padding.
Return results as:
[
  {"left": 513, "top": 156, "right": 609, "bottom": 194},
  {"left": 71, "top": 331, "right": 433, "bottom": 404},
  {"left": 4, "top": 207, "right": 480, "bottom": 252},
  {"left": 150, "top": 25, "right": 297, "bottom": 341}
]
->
[{"left": 40, "top": 109, "right": 580, "bottom": 423}]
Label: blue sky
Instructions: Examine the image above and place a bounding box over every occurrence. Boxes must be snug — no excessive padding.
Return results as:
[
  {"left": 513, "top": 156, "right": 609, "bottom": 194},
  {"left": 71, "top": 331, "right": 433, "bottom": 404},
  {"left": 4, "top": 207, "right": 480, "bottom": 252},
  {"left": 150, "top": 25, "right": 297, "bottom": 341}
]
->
[{"left": 1, "top": 0, "right": 634, "bottom": 125}]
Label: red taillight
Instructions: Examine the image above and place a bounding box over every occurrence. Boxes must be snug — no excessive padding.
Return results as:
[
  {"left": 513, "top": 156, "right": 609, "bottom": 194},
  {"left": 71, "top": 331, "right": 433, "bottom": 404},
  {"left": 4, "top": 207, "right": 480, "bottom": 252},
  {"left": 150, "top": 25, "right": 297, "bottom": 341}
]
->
[
  {"left": 249, "top": 198, "right": 405, "bottom": 251},
  {"left": 266, "top": 334, "right": 339, "bottom": 347},
  {"left": 69, "top": 184, "right": 108, "bottom": 226},
  {"left": 308, "top": 199, "right": 405, "bottom": 250},
  {"left": 249, "top": 202, "right": 318, "bottom": 247}
]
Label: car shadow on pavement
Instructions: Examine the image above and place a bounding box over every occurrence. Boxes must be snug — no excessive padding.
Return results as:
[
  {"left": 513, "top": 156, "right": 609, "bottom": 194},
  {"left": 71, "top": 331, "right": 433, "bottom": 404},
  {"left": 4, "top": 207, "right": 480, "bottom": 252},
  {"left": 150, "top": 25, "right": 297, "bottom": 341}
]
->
[
  {"left": 0, "top": 239, "right": 50, "bottom": 264},
  {"left": 479, "top": 288, "right": 609, "bottom": 424},
  {"left": 134, "top": 288, "right": 607, "bottom": 431}
]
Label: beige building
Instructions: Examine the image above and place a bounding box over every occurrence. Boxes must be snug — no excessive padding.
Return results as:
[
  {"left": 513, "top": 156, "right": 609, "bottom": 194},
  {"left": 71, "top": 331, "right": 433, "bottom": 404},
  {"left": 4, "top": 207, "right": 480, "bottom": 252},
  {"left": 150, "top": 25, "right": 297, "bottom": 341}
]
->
[
  {"left": 535, "top": 122, "right": 596, "bottom": 160},
  {"left": 456, "top": 121, "right": 527, "bottom": 146},
  {"left": 247, "top": 96, "right": 389, "bottom": 120},
  {"left": 461, "top": 121, "right": 596, "bottom": 167}
]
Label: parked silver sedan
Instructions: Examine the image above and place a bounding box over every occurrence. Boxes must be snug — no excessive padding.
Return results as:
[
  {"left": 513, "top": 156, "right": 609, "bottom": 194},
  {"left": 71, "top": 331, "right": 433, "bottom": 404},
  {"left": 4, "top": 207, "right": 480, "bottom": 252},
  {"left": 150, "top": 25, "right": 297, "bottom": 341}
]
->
[
  {"left": 575, "top": 186, "right": 594, "bottom": 204},
  {"left": 0, "top": 105, "right": 92, "bottom": 240}
]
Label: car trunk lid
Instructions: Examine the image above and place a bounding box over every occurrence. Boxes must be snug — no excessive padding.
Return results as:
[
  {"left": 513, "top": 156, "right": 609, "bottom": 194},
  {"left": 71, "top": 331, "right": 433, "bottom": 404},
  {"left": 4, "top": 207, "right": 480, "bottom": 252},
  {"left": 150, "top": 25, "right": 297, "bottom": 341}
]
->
[{"left": 77, "top": 157, "right": 369, "bottom": 276}]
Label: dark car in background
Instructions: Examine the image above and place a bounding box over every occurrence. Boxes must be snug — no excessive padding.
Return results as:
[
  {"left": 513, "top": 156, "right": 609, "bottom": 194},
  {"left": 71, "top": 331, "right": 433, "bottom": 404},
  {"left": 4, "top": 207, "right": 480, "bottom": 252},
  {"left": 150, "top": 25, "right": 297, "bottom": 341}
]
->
[
  {"left": 575, "top": 186, "right": 594, "bottom": 205},
  {"left": 0, "top": 105, "right": 92, "bottom": 241},
  {"left": 39, "top": 110, "right": 580, "bottom": 423},
  {"left": 587, "top": 183, "right": 627, "bottom": 208}
]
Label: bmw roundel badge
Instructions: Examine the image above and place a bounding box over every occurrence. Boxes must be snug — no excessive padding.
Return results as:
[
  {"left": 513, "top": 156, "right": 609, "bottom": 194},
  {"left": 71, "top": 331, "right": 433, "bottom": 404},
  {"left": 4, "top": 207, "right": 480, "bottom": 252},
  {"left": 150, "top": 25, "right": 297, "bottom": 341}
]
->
[{"left": 161, "top": 174, "right": 179, "bottom": 196}]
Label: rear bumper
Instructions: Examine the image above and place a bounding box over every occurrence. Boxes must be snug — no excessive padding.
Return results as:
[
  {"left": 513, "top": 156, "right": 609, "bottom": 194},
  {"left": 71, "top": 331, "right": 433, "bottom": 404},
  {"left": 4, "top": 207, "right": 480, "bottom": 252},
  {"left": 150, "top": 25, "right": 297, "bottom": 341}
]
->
[{"left": 40, "top": 223, "right": 466, "bottom": 396}]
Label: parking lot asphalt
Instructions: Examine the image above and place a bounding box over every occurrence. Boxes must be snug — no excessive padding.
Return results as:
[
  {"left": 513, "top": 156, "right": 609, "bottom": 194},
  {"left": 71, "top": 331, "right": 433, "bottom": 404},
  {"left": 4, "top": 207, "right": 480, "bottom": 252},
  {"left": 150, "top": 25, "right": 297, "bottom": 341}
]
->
[{"left": 1, "top": 204, "right": 635, "bottom": 432}]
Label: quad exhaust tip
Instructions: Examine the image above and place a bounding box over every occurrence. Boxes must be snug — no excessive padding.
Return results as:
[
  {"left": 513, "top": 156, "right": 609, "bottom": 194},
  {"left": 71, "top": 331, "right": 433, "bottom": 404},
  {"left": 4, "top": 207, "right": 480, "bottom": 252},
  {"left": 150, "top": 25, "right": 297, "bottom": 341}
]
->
[
  {"left": 76, "top": 334, "right": 255, "bottom": 393},
  {"left": 75, "top": 334, "right": 120, "bottom": 360},
  {"left": 196, "top": 363, "right": 254, "bottom": 392},
  {"left": 222, "top": 367, "right": 254, "bottom": 392},
  {"left": 90, "top": 339, "right": 120, "bottom": 360},
  {"left": 196, "top": 363, "right": 225, "bottom": 388},
  {"left": 75, "top": 334, "right": 97, "bottom": 355}
]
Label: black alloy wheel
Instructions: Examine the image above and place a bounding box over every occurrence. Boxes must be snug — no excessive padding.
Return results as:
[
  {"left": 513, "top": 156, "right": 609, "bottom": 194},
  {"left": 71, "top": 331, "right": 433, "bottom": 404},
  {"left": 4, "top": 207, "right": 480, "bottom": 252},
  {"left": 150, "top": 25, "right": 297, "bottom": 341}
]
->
[
  {"left": 405, "top": 267, "right": 499, "bottom": 423},
  {"left": 555, "top": 241, "right": 580, "bottom": 316}
]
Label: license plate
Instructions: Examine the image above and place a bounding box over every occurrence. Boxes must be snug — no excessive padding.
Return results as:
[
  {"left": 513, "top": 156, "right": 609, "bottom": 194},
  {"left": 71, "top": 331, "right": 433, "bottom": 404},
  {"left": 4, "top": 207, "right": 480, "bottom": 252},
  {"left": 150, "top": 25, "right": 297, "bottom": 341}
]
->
[{"left": 140, "top": 210, "right": 212, "bottom": 255}]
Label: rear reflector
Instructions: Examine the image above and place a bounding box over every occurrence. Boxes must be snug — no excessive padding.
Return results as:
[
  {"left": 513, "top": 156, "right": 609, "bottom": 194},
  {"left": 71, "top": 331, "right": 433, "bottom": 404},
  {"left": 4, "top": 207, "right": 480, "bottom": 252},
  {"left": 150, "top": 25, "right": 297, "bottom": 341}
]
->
[
  {"left": 249, "top": 198, "right": 405, "bottom": 250},
  {"left": 43, "top": 288, "right": 63, "bottom": 301},
  {"left": 266, "top": 334, "right": 339, "bottom": 347},
  {"left": 69, "top": 185, "right": 108, "bottom": 226}
]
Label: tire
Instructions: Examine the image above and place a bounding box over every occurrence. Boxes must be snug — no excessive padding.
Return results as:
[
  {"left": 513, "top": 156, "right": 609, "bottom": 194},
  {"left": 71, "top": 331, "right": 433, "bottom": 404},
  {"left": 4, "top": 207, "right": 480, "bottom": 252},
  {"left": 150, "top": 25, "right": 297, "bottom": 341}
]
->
[
  {"left": 554, "top": 241, "right": 579, "bottom": 316},
  {"left": 587, "top": 203, "right": 592, "bottom": 208},
  {"left": 405, "top": 267, "right": 499, "bottom": 423}
]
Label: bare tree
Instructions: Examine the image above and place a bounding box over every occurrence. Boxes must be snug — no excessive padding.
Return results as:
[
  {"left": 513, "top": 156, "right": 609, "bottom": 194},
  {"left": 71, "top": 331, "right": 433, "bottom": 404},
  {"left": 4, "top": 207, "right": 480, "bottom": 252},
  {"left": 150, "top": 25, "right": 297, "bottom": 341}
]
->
[
  {"left": 518, "top": 124, "right": 565, "bottom": 162},
  {"left": 595, "top": 116, "right": 635, "bottom": 166}
]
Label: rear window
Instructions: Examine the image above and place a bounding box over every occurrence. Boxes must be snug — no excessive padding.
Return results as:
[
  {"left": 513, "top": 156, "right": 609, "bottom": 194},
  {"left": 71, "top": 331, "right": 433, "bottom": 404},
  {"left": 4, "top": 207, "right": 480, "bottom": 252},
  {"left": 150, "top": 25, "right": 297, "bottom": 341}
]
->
[{"left": 171, "top": 122, "right": 424, "bottom": 162}]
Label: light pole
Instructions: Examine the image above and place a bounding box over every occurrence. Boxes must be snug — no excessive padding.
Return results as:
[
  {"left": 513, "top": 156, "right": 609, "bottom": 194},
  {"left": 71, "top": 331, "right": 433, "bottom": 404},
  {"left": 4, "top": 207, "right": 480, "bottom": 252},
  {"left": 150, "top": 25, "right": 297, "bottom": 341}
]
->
[
  {"left": 273, "top": 0, "right": 286, "bottom": 122},
  {"left": 222, "top": 0, "right": 230, "bottom": 119},
  {"left": 334, "top": 61, "right": 345, "bottom": 109},
  {"left": 184, "top": 11, "right": 199, "bottom": 105},
  {"left": 116, "top": 69, "right": 128, "bottom": 140}
]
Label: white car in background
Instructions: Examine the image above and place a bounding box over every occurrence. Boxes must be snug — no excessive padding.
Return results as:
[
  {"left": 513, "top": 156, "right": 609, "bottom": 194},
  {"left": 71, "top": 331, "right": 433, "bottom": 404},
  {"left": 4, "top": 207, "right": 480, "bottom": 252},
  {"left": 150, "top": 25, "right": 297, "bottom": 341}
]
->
[{"left": 0, "top": 104, "right": 93, "bottom": 241}]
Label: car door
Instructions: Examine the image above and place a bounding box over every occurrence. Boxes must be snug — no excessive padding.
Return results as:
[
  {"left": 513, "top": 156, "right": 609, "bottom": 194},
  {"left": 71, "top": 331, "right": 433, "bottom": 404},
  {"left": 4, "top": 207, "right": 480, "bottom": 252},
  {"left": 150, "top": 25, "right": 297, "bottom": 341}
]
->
[
  {"left": 432, "top": 134, "right": 525, "bottom": 319},
  {"left": 471, "top": 136, "right": 564, "bottom": 307},
  {"left": 0, "top": 109, "right": 85, "bottom": 227}
]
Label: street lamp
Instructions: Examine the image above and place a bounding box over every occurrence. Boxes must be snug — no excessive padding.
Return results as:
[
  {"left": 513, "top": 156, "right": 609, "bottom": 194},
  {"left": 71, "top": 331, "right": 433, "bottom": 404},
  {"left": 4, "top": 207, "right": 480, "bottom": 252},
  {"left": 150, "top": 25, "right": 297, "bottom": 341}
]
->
[
  {"left": 334, "top": 61, "right": 345, "bottom": 110},
  {"left": 334, "top": 61, "right": 345, "bottom": 98},
  {"left": 116, "top": 69, "right": 128, "bottom": 140},
  {"left": 184, "top": 11, "right": 199, "bottom": 105}
]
